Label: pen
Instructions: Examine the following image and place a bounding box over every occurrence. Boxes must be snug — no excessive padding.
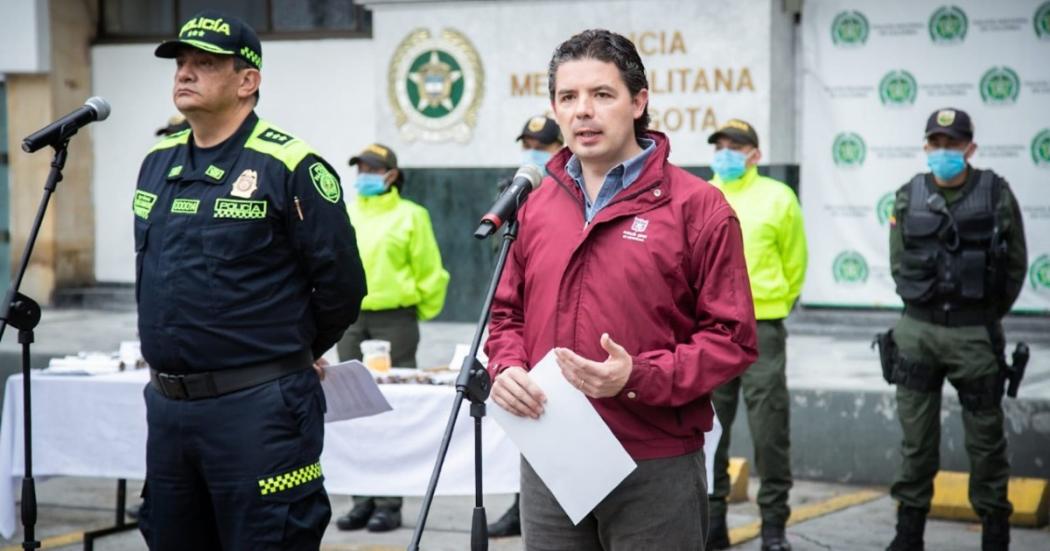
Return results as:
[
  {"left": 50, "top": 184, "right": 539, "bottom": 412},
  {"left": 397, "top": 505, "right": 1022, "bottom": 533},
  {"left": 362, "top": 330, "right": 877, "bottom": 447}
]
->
[{"left": 294, "top": 196, "right": 304, "bottom": 220}]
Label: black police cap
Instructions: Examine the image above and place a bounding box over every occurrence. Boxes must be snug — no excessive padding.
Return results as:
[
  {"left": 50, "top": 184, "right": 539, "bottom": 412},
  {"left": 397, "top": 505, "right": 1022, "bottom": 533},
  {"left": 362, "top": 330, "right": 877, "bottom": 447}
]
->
[{"left": 155, "top": 11, "right": 263, "bottom": 70}]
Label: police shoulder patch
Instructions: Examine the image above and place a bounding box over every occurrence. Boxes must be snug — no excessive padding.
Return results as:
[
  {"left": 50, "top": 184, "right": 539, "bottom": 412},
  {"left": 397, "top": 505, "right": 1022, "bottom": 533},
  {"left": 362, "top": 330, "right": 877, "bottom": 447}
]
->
[
  {"left": 257, "top": 128, "right": 294, "bottom": 145},
  {"left": 308, "top": 162, "right": 341, "bottom": 204}
]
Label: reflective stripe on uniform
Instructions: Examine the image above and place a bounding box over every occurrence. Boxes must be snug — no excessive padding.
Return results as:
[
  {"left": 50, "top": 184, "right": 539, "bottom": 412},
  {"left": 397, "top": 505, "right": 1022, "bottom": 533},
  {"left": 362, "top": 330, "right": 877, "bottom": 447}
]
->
[{"left": 258, "top": 462, "right": 323, "bottom": 496}]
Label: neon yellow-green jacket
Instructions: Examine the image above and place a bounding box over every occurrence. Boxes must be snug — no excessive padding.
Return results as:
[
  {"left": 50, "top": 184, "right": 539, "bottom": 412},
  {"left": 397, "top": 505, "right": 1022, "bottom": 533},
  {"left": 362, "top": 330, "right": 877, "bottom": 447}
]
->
[
  {"left": 711, "top": 166, "right": 807, "bottom": 320},
  {"left": 348, "top": 188, "right": 450, "bottom": 320}
]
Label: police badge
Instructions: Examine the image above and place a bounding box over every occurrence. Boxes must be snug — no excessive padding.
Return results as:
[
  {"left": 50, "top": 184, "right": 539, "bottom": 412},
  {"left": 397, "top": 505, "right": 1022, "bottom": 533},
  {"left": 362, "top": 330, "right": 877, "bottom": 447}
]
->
[{"left": 231, "top": 169, "right": 258, "bottom": 198}]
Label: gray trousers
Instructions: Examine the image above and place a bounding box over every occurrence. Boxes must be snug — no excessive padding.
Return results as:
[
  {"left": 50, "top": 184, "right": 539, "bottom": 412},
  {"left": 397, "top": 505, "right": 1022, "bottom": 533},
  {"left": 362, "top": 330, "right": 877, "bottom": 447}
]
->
[{"left": 520, "top": 450, "right": 708, "bottom": 550}]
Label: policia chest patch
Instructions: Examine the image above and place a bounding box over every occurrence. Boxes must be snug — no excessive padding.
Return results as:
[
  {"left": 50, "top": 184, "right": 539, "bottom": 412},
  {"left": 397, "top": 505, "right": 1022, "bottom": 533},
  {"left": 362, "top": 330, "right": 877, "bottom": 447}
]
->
[{"left": 214, "top": 198, "right": 267, "bottom": 219}]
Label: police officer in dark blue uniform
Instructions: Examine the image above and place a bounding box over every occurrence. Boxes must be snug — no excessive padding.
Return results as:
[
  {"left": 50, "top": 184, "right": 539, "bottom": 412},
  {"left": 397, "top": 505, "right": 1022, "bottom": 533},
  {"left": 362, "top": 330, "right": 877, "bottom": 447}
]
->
[{"left": 135, "top": 11, "right": 366, "bottom": 550}]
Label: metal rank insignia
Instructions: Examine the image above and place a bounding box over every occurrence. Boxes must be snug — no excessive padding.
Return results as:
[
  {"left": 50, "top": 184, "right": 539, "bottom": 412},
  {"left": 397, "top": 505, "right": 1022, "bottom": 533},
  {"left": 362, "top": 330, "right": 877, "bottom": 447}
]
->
[{"left": 231, "top": 169, "right": 259, "bottom": 198}]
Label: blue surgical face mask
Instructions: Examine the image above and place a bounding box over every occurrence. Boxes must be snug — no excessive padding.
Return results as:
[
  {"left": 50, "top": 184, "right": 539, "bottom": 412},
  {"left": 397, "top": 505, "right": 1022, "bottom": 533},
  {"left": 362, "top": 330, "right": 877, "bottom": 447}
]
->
[
  {"left": 355, "top": 173, "right": 388, "bottom": 196},
  {"left": 927, "top": 148, "right": 967, "bottom": 181},
  {"left": 712, "top": 148, "right": 748, "bottom": 182},
  {"left": 521, "top": 149, "right": 553, "bottom": 175}
]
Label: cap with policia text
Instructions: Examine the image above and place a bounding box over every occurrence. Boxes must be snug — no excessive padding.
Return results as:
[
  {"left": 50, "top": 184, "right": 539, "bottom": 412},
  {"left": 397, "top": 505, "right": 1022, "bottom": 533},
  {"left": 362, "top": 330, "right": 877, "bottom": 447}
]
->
[
  {"left": 707, "top": 119, "right": 759, "bottom": 148},
  {"left": 516, "top": 116, "right": 561, "bottom": 145},
  {"left": 350, "top": 144, "right": 399, "bottom": 171},
  {"left": 925, "top": 108, "right": 974, "bottom": 141},
  {"left": 155, "top": 11, "right": 263, "bottom": 70}
]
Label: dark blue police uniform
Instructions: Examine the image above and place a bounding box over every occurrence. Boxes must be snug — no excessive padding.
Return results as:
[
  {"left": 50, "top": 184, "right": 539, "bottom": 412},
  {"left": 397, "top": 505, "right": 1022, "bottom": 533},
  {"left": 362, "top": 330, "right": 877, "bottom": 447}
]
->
[{"left": 134, "top": 110, "right": 366, "bottom": 550}]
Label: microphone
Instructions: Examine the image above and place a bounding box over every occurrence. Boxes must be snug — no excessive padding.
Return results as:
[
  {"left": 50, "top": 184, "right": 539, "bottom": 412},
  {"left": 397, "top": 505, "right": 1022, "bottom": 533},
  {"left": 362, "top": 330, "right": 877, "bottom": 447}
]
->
[
  {"left": 22, "top": 97, "right": 111, "bottom": 153},
  {"left": 474, "top": 164, "right": 543, "bottom": 239}
]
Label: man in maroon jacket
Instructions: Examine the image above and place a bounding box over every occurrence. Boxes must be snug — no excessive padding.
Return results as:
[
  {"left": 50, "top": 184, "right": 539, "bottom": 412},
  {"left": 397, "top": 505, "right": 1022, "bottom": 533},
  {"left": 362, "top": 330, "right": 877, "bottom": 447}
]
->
[{"left": 486, "top": 29, "right": 758, "bottom": 549}]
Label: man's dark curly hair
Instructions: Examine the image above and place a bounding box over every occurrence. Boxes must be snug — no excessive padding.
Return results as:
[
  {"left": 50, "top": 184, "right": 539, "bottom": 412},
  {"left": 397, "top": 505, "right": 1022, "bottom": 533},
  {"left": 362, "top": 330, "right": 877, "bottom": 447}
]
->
[{"left": 547, "top": 29, "right": 650, "bottom": 138}]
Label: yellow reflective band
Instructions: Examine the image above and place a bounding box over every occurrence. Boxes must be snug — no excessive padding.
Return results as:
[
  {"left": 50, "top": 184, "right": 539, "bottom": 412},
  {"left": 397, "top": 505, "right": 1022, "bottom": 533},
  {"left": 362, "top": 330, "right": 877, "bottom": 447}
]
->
[{"left": 258, "top": 462, "right": 323, "bottom": 496}]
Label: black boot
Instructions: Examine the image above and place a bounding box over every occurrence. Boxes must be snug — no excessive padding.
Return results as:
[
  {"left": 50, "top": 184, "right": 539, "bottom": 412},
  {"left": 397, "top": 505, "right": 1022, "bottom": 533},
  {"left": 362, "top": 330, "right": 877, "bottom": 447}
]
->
[
  {"left": 336, "top": 500, "right": 374, "bottom": 531},
  {"left": 761, "top": 523, "right": 792, "bottom": 551},
  {"left": 707, "top": 512, "right": 730, "bottom": 550},
  {"left": 887, "top": 506, "right": 926, "bottom": 551},
  {"left": 981, "top": 513, "right": 1010, "bottom": 551},
  {"left": 487, "top": 495, "right": 521, "bottom": 538}
]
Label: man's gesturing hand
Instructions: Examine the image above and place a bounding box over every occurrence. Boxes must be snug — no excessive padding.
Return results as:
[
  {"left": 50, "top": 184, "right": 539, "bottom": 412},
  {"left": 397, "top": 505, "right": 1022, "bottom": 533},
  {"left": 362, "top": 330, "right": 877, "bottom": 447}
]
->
[
  {"left": 491, "top": 366, "right": 547, "bottom": 419},
  {"left": 555, "top": 333, "right": 632, "bottom": 398}
]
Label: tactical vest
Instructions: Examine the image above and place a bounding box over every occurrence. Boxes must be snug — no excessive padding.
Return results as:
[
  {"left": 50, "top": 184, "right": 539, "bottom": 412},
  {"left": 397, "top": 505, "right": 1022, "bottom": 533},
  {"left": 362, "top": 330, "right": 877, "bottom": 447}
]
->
[{"left": 895, "top": 170, "right": 1004, "bottom": 310}]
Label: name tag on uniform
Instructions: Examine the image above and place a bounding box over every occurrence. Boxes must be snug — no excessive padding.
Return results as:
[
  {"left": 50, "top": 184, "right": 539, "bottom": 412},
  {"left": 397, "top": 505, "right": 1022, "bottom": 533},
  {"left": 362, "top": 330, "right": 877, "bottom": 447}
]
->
[{"left": 214, "top": 198, "right": 267, "bottom": 220}]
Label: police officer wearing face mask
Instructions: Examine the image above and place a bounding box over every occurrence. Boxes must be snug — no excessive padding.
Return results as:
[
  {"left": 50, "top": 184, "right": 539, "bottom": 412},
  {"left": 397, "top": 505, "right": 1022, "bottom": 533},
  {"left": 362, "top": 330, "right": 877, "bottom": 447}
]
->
[
  {"left": 335, "top": 143, "right": 450, "bottom": 533},
  {"left": 884, "top": 108, "right": 1027, "bottom": 551},
  {"left": 706, "top": 119, "right": 807, "bottom": 551}
]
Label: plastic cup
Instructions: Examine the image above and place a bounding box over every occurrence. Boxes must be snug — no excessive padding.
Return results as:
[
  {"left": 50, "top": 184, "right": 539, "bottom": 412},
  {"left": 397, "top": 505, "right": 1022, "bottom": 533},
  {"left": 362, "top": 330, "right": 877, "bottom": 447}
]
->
[{"left": 361, "top": 339, "right": 392, "bottom": 373}]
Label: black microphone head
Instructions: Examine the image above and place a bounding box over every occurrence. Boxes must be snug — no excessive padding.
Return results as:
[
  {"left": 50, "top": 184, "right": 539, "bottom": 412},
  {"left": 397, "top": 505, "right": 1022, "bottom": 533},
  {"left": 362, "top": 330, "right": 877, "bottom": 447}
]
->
[
  {"left": 514, "top": 164, "right": 543, "bottom": 190},
  {"left": 85, "top": 96, "right": 111, "bottom": 121}
]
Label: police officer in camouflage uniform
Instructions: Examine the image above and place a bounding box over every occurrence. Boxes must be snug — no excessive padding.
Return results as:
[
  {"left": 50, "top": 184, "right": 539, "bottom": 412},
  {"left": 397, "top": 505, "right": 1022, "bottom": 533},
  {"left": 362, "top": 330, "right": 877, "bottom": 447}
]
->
[
  {"left": 135, "top": 11, "right": 366, "bottom": 549},
  {"left": 886, "top": 108, "right": 1026, "bottom": 551}
]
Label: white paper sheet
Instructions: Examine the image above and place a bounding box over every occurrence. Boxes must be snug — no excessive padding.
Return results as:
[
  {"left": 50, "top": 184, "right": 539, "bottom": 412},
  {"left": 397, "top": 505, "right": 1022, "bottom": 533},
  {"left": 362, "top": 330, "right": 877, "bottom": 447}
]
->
[
  {"left": 321, "top": 360, "right": 393, "bottom": 423},
  {"left": 703, "top": 414, "right": 722, "bottom": 494},
  {"left": 489, "top": 350, "right": 636, "bottom": 524}
]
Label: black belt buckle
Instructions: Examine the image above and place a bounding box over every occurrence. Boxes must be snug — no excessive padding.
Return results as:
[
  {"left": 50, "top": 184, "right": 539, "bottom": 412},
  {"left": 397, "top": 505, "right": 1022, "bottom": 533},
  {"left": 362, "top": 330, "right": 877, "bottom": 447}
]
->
[{"left": 157, "top": 372, "right": 189, "bottom": 400}]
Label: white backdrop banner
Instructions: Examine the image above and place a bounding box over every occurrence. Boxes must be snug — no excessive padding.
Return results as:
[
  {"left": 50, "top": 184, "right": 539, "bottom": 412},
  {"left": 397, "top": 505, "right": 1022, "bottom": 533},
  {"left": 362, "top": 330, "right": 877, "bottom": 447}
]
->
[
  {"left": 800, "top": 0, "right": 1050, "bottom": 313},
  {"left": 370, "top": 0, "right": 772, "bottom": 167}
]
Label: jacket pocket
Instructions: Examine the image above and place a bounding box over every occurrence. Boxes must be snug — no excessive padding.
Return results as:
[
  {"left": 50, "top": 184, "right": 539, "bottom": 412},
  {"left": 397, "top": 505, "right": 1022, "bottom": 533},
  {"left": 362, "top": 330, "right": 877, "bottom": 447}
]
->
[
  {"left": 201, "top": 221, "right": 275, "bottom": 312},
  {"left": 896, "top": 250, "right": 938, "bottom": 301}
]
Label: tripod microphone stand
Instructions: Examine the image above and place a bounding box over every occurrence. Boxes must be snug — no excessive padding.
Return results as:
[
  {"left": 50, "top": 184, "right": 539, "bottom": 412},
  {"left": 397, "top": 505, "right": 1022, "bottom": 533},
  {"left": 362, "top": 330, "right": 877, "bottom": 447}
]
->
[
  {"left": 408, "top": 219, "right": 521, "bottom": 551},
  {"left": 0, "top": 138, "right": 73, "bottom": 550}
]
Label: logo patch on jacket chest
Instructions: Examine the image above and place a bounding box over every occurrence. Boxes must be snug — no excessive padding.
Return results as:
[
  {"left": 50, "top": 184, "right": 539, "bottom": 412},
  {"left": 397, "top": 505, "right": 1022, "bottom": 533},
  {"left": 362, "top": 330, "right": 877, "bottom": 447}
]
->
[{"left": 623, "top": 216, "right": 649, "bottom": 242}]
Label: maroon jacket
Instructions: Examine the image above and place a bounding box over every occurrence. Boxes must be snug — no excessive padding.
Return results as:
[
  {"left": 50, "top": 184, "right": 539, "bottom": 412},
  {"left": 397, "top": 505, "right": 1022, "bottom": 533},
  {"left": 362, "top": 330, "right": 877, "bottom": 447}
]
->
[{"left": 486, "top": 132, "right": 758, "bottom": 460}]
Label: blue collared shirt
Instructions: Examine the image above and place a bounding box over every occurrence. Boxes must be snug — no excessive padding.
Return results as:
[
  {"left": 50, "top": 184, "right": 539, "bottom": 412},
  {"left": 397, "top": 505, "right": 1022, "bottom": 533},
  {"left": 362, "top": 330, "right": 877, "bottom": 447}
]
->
[{"left": 565, "top": 138, "right": 656, "bottom": 223}]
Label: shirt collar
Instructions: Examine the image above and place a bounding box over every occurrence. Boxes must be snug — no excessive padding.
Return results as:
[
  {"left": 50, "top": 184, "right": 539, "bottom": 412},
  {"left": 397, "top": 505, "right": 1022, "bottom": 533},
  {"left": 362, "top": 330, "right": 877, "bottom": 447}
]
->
[
  {"left": 564, "top": 137, "right": 656, "bottom": 191},
  {"left": 167, "top": 111, "right": 259, "bottom": 185}
]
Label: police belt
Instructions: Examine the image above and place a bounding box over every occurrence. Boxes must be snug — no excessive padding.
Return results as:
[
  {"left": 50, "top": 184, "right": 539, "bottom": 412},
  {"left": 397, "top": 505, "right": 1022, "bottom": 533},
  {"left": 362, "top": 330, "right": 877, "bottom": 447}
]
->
[
  {"left": 150, "top": 349, "right": 312, "bottom": 400},
  {"left": 904, "top": 304, "right": 987, "bottom": 327}
]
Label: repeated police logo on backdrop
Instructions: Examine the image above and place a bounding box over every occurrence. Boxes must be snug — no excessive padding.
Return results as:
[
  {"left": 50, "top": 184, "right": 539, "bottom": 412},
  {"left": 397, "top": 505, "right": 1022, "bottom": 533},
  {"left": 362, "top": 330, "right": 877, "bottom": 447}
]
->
[
  {"left": 1036, "top": 2, "right": 1050, "bottom": 40},
  {"left": 1033, "top": 129, "right": 1050, "bottom": 167},
  {"left": 832, "top": 132, "right": 866, "bottom": 167},
  {"left": 831, "top": 10, "right": 869, "bottom": 47},
  {"left": 879, "top": 70, "right": 917, "bottom": 106},
  {"left": 980, "top": 67, "right": 1020, "bottom": 105},
  {"left": 1031, "top": 255, "right": 1050, "bottom": 293},
  {"left": 833, "top": 250, "right": 869, "bottom": 284},
  {"left": 929, "top": 5, "right": 967, "bottom": 44},
  {"left": 388, "top": 28, "right": 484, "bottom": 144},
  {"left": 876, "top": 192, "right": 896, "bottom": 226}
]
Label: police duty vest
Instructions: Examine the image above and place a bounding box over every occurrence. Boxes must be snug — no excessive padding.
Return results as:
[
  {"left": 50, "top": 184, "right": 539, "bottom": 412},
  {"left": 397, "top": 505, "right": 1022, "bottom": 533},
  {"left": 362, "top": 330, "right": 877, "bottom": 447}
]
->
[{"left": 896, "top": 170, "right": 1005, "bottom": 308}]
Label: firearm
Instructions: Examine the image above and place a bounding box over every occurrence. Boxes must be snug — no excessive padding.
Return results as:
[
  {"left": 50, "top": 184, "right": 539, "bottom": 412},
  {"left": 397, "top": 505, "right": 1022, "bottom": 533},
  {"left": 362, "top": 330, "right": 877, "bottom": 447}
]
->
[
  {"left": 1005, "top": 342, "right": 1029, "bottom": 398},
  {"left": 872, "top": 330, "right": 897, "bottom": 385}
]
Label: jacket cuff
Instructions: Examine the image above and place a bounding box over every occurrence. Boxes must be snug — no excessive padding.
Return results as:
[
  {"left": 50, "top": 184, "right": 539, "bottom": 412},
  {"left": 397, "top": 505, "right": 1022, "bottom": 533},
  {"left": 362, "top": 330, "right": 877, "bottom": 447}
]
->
[
  {"left": 488, "top": 360, "right": 527, "bottom": 380},
  {"left": 618, "top": 355, "right": 651, "bottom": 403}
]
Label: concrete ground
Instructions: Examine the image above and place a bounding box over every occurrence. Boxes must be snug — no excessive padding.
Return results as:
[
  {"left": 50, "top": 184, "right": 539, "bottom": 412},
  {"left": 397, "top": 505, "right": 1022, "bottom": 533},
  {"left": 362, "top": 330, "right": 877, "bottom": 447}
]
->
[
  {"left": 1, "top": 476, "right": 1048, "bottom": 550},
  {"left": 0, "top": 309, "right": 1047, "bottom": 549}
]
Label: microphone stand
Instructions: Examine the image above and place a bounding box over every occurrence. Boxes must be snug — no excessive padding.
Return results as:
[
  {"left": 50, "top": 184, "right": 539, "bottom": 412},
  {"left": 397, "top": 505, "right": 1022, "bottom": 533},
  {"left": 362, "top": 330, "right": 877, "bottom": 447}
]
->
[
  {"left": 0, "top": 137, "right": 73, "bottom": 550},
  {"left": 408, "top": 219, "right": 520, "bottom": 551}
]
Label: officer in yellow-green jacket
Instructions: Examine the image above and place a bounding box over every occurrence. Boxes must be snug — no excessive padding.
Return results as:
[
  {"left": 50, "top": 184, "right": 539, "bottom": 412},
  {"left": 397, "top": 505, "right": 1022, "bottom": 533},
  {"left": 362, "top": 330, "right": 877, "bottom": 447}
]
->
[
  {"left": 335, "top": 143, "right": 450, "bottom": 533},
  {"left": 706, "top": 119, "right": 807, "bottom": 551}
]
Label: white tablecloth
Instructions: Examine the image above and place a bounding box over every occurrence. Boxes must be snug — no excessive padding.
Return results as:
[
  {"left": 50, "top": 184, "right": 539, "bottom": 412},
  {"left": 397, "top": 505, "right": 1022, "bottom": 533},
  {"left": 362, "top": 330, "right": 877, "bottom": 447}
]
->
[{"left": 0, "top": 370, "right": 520, "bottom": 538}]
